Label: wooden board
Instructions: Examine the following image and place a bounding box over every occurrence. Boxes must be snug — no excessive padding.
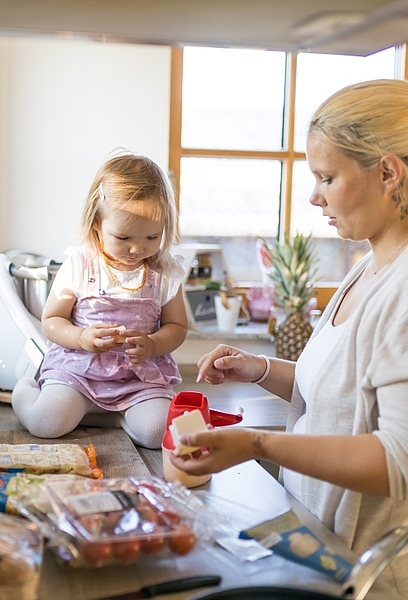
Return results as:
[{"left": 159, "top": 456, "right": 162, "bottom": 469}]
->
[
  {"left": 0, "top": 426, "right": 151, "bottom": 479},
  {"left": 0, "top": 391, "right": 11, "bottom": 404}
]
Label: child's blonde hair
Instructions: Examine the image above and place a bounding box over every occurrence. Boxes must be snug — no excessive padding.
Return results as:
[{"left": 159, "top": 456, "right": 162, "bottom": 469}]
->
[{"left": 81, "top": 152, "right": 178, "bottom": 267}]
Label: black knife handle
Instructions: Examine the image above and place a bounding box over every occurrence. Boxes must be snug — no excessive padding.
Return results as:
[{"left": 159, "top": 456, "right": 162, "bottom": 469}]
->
[{"left": 141, "top": 575, "right": 222, "bottom": 597}]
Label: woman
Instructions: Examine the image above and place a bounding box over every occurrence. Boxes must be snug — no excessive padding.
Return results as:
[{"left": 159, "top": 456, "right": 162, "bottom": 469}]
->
[{"left": 170, "top": 79, "right": 408, "bottom": 597}]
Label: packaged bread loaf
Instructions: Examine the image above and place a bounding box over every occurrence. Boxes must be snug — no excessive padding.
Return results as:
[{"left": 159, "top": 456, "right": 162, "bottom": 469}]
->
[{"left": 0, "top": 443, "right": 102, "bottom": 479}]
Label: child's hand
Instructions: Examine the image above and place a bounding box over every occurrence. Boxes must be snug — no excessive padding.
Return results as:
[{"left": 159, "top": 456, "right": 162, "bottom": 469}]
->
[
  {"left": 78, "top": 324, "right": 125, "bottom": 353},
  {"left": 124, "top": 330, "right": 154, "bottom": 364}
]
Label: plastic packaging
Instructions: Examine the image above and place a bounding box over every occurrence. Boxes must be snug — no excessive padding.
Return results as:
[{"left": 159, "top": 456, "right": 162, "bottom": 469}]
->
[
  {"left": 239, "top": 509, "right": 353, "bottom": 581},
  {"left": 248, "top": 286, "right": 274, "bottom": 322},
  {"left": 0, "top": 513, "right": 43, "bottom": 600},
  {"left": 0, "top": 443, "right": 102, "bottom": 479},
  {"left": 0, "top": 472, "right": 89, "bottom": 515},
  {"left": 15, "top": 476, "right": 214, "bottom": 568},
  {"left": 18, "top": 476, "right": 335, "bottom": 570}
]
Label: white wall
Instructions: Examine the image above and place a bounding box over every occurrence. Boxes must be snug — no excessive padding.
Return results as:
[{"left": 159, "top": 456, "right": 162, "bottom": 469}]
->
[{"left": 0, "top": 36, "right": 171, "bottom": 262}]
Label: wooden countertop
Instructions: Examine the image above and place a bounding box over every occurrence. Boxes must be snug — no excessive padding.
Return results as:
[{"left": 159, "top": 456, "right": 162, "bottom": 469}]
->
[{"left": 0, "top": 427, "right": 402, "bottom": 600}]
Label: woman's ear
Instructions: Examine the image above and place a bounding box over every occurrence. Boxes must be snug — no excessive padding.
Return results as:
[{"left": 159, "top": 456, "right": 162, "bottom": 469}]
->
[{"left": 379, "top": 154, "right": 405, "bottom": 192}]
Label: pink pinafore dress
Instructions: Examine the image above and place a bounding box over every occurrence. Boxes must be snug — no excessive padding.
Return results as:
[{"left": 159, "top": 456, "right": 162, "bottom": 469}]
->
[{"left": 39, "top": 254, "right": 182, "bottom": 411}]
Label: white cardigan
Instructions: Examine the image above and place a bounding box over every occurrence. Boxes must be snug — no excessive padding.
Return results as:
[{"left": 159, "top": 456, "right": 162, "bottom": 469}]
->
[{"left": 282, "top": 247, "right": 408, "bottom": 597}]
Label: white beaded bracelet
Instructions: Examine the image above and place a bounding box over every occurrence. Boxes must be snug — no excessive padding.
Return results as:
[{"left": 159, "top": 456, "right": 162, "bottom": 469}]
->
[{"left": 251, "top": 354, "right": 270, "bottom": 384}]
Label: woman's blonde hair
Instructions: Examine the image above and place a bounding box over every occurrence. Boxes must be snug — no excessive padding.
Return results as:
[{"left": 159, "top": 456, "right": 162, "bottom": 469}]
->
[
  {"left": 309, "top": 79, "right": 408, "bottom": 175},
  {"left": 80, "top": 151, "right": 178, "bottom": 267}
]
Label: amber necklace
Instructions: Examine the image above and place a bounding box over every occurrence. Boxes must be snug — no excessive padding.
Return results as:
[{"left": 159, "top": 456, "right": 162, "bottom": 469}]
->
[
  {"left": 103, "top": 257, "right": 147, "bottom": 293},
  {"left": 371, "top": 238, "right": 408, "bottom": 275}
]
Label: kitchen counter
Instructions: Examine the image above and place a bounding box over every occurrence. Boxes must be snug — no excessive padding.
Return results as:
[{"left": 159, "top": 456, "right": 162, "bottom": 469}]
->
[{"left": 9, "top": 427, "right": 399, "bottom": 600}]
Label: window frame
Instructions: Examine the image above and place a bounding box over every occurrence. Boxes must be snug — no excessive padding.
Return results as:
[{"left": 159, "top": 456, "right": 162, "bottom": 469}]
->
[{"left": 169, "top": 45, "right": 407, "bottom": 282}]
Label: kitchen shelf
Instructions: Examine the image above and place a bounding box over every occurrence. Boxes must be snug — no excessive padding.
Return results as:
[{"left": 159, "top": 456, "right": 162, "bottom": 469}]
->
[
  {"left": 173, "top": 243, "right": 229, "bottom": 328},
  {"left": 173, "top": 243, "right": 227, "bottom": 285}
]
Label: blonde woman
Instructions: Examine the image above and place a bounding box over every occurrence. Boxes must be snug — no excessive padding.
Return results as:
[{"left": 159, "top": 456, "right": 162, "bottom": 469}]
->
[
  {"left": 170, "top": 80, "right": 408, "bottom": 597},
  {"left": 12, "top": 153, "right": 187, "bottom": 448}
]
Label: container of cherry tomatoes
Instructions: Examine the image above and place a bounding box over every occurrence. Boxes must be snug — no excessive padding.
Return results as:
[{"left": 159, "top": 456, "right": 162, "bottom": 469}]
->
[{"left": 38, "top": 476, "right": 203, "bottom": 567}]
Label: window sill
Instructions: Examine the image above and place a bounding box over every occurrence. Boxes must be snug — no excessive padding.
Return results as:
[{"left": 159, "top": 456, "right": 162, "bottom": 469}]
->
[{"left": 186, "top": 320, "right": 270, "bottom": 341}]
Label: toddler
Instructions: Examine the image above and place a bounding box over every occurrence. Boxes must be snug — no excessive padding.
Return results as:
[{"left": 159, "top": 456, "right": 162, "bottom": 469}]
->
[{"left": 12, "top": 152, "right": 188, "bottom": 448}]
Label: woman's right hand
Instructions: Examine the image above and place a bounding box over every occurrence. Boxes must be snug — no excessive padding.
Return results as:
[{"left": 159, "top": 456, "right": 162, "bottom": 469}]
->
[
  {"left": 78, "top": 324, "right": 124, "bottom": 353},
  {"left": 196, "top": 344, "right": 268, "bottom": 385},
  {"left": 169, "top": 428, "right": 261, "bottom": 475}
]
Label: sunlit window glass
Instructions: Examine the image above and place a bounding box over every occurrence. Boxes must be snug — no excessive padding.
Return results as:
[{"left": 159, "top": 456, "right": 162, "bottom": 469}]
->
[
  {"left": 291, "top": 48, "right": 395, "bottom": 281},
  {"left": 179, "top": 157, "right": 281, "bottom": 280},
  {"left": 294, "top": 47, "right": 395, "bottom": 151},
  {"left": 182, "top": 47, "right": 286, "bottom": 151},
  {"left": 180, "top": 157, "right": 281, "bottom": 236},
  {"left": 177, "top": 45, "right": 397, "bottom": 283}
]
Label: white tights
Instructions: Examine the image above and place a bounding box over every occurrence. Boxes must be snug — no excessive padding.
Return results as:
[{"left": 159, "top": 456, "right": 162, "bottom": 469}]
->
[{"left": 11, "top": 378, "right": 171, "bottom": 449}]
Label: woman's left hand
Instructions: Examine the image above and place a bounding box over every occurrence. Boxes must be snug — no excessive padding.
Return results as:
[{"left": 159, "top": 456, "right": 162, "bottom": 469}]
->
[{"left": 125, "top": 330, "right": 154, "bottom": 364}]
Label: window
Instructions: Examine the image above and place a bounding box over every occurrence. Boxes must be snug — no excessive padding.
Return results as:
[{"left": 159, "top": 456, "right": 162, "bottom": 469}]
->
[{"left": 170, "top": 46, "right": 400, "bottom": 284}]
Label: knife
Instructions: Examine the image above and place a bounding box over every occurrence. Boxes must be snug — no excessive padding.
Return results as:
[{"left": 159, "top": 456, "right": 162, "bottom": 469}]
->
[{"left": 95, "top": 575, "right": 222, "bottom": 599}]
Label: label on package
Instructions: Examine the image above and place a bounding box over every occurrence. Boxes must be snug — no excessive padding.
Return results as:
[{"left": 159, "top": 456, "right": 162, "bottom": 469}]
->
[{"left": 67, "top": 490, "right": 134, "bottom": 516}]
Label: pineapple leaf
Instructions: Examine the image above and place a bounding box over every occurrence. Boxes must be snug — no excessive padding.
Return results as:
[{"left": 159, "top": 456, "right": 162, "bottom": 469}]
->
[{"left": 261, "top": 232, "right": 318, "bottom": 313}]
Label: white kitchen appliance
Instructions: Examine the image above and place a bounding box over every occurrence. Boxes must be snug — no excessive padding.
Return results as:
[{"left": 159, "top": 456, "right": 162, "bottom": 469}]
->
[{"left": 0, "top": 250, "right": 60, "bottom": 392}]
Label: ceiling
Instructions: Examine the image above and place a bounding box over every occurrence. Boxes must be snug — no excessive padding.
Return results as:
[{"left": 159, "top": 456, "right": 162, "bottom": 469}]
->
[{"left": 0, "top": 0, "right": 407, "bottom": 56}]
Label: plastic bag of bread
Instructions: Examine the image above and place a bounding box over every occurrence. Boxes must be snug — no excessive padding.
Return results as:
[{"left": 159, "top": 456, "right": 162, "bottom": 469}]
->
[
  {"left": 0, "top": 513, "right": 43, "bottom": 600},
  {"left": 0, "top": 443, "right": 103, "bottom": 479}
]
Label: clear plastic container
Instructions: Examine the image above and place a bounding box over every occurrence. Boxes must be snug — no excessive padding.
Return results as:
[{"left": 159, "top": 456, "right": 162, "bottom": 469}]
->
[
  {"left": 0, "top": 513, "right": 43, "bottom": 600},
  {"left": 18, "top": 476, "right": 211, "bottom": 568}
]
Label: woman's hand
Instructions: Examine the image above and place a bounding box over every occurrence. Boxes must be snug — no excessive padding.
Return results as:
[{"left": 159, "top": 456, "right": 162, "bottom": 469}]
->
[
  {"left": 169, "top": 428, "right": 263, "bottom": 476},
  {"left": 125, "top": 330, "right": 154, "bottom": 364},
  {"left": 169, "top": 427, "right": 389, "bottom": 496},
  {"left": 197, "top": 345, "right": 268, "bottom": 385}
]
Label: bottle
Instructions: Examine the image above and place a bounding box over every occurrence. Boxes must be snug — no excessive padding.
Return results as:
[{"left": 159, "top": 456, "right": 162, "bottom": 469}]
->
[
  {"left": 197, "top": 253, "right": 212, "bottom": 281},
  {"left": 309, "top": 309, "right": 322, "bottom": 329},
  {"left": 268, "top": 305, "right": 287, "bottom": 337}
]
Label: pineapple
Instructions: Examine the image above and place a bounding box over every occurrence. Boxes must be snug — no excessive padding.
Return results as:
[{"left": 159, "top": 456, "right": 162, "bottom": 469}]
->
[{"left": 259, "top": 233, "right": 318, "bottom": 361}]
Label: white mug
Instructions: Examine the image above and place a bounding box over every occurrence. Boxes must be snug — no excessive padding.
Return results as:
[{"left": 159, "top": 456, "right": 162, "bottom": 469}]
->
[{"left": 214, "top": 295, "right": 242, "bottom": 332}]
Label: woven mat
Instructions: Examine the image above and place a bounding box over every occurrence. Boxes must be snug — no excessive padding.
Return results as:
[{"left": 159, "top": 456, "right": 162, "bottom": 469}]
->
[{"left": 0, "top": 427, "right": 151, "bottom": 479}]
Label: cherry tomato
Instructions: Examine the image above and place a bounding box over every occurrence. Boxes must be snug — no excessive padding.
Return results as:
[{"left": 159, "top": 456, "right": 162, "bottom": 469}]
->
[
  {"left": 81, "top": 541, "right": 113, "bottom": 565},
  {"left": 141, "top": 531, "right": 166, "bottom": 554},
  {"left": 86, "top": 481, "right": 103, "bottom": 492},
  {"left": 103, "top": 513, "right": 123, "bottom": 534},
  {"left": 168, "top": 524, "right": 197, "bottom": 555},
  {"left": 139, "top": 505, "right": 159, "bottom": 525},
  {"left": 157, "top": 509, "right": 181, "bottom": 526},
  {"left": 136, "top": 496, "right": 152, "bottom": 507},
  {"left": 113, "top": 539, "right": 142, "bottom": 562},
  {"left": 137, "top": 482, "right": 162, "bottom": 494},
  {"left": 77, "top": 515, "right": 101, "bottom": 536}
]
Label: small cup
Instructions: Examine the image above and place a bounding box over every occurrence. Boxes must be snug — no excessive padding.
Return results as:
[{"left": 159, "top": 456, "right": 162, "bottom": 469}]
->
[
  {"left": 214, "top": 295, "right": 242, "bottom": 332},
  {"left": 162, "top": 444, "right": 211, "bottom": 488}
]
